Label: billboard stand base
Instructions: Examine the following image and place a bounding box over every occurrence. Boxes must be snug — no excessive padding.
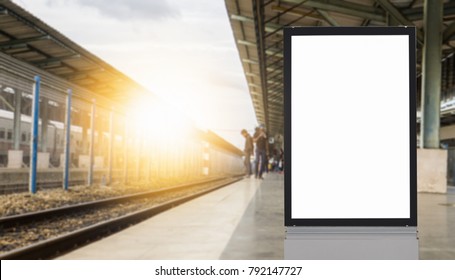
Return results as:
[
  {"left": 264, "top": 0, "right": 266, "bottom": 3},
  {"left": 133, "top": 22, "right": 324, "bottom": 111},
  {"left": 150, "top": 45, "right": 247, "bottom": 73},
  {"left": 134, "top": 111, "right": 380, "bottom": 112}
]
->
[{"left": 284, "top": 227, "right": 418, "bottom": 260}]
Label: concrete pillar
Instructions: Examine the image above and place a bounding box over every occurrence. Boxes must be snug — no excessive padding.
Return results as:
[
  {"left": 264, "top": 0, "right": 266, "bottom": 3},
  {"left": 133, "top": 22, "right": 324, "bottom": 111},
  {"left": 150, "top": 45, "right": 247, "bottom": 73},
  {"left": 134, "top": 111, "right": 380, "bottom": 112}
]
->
[
  {"left": 12, "top": 88, "right": 21, "bottom": 150},
  {"left": 40, "top": 97, "right": 48, "bottom": 152},
  {"left": 421, "top": 0, "right": 444, "bottom": 148}
]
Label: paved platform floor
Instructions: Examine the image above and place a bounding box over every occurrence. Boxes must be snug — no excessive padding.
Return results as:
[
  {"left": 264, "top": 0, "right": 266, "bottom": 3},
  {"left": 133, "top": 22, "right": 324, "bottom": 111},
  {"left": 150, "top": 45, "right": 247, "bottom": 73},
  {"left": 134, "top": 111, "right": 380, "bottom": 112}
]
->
[
  {"left": 220, "top": 173, "right": 283, "bottom": 259},
  {"left": 58, "top": 174, "right": 275, "bottom": 259},
  {"left": 58, "top": 173, "right": 454, "bottom": 260},
  {"left": 418, "top": 186, "right": 455, "bottom": 259}
]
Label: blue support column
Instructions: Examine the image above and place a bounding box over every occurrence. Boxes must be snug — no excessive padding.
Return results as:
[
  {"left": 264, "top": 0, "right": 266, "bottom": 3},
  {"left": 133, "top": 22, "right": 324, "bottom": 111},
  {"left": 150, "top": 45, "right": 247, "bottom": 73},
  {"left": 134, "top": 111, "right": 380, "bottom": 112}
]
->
[
  {"left": 29, "top": 76, "right": 40, "bottom": 194},
  {"left": 63, "top": 89, "right": 72, "bottom": 191},
  {"left": 87, "top": 102, "right": 95, "bottom": 186}
]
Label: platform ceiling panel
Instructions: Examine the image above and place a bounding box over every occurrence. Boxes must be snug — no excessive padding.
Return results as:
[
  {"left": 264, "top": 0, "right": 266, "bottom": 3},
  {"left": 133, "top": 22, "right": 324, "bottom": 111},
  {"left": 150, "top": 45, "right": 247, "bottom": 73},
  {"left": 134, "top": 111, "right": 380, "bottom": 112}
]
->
[
  {"left": 225, "top": 0, "right": 455, "bottom": 139},
  {"left": 0, "top": 0, "right": 153, "bottom": 106}
]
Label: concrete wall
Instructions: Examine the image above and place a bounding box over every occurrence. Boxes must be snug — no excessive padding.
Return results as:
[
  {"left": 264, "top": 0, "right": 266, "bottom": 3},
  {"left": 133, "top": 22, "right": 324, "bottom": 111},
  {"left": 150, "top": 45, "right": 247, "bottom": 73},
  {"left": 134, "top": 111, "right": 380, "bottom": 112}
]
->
[
  {"left": 417, "top": 148, "right": 447, "bottom": 193},
  {"left": 94, "top": 156, "right": 104, "bottom": 168},
  {"left": 37, "top": 152, "right": 50, "bottom": 169},
  {"left": 79, "top": 155, "right": 89, "bottom": 168},
  {"left": 7, "top": 150, "right": 23, "bottom": 168}
]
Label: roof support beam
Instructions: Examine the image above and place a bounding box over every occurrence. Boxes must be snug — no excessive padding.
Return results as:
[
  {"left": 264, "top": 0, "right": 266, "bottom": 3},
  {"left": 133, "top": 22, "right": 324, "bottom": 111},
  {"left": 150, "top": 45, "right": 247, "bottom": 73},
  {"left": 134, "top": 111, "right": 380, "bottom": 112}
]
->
[
  {"left": 238, "top": 40, "right": 283, "bottom": 57},
  {"left": 265, "top": 0, "right": 310, "bottom": 24},
  {"left": 268, "top": 86, "right": 283, "bottom": 94},
  {"left": 267, "top": 80, "right": 281, "bottom": 86},
  {"left": 266, "top": 57, "right": 283, "bottom": 69},
  {"left": 269, "top": 99, "right": 283, "bottom": 105},
  {"left": 0, "top": 43, "right": 27, "bottom": 50},
  {"left": 267, "top": 109, "right": 284, "bottom": 115},
  {"left": 238, "top": 39, "right": 256, "bottom": 47},
  {"left": 266, "top": 48, "right": 283, "bottom": 58},
  {"left": 268, "top": 73, "right": 283, "bottom": 84},
  {"left": 269, "top": 98, "right": 283, "bottom": 104},
  {"left": 443, "top": 21, "right": 455, "bottom": 43},
  {"left": 271, "top": 5, "right": 324, "bottom": 22},
  {"left": 0, "top": 35, "right": 50, "bottom": 48},
  {"left": 265, "top": 8, "right": 315, "bottom": 39},
  {"left": 316, "top": 9, "right": 339, "bottom": 26},
  {"left": 242, "top": 58, "right": 259, "bottom": 65},
  {"left": 31, "top": 54, "right": 81, "bottom": 67},
  {"left": 269, "top": 90, "right": 283, "bottom": 96},
  {"left": 404, "top": 2, "right": 455, "bottom": 22},
  {"left": 268, "top": 76, "right": 282, "bottom": 83},
  {"left": 60, "top": 68, "right": 105, "bottom": 80},
  {"left": 253, "top": 0, "right": 270, "bottom": 131},
  {"left": 266, "top": 66, "right": 282, "bottom": 75},
  {"left": 374, "top": 0, "right": 423, "bottom": 43},
  {"left": 268, "top": 97, "right": 283, "bottom": 102},
  {"left": 269, "top": 86, "right": 283, "bottom": 93},
  {"left": 231, "top": 14, "right": 282, "bottom": 33},
  {"left": 282, "top": 0, "right": 385, "bottom": 22},
  {"left": 268, "top": 96, "right": 283, "bottom": 102},
  {"left": 268, "top": 93, "right": 283, "bottom": 99},
  {"left": 269, "top": 118, "right": 283, "bottom": 122}
]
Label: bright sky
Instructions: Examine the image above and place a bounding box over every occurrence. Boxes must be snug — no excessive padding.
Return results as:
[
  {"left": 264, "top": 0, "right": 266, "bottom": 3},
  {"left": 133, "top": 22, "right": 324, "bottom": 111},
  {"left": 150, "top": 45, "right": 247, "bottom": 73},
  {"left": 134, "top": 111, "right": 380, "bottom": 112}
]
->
[{"left": 13, "top": 0, "right": 257, "bottom": 149}]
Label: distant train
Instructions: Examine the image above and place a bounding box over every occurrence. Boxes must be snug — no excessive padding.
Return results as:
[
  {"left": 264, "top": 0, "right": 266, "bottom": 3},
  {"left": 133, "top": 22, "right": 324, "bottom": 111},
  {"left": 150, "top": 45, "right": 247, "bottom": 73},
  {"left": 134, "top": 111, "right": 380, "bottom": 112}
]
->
[
  {"left": 0, "top": 108, "right": 243, "bottom": 179},
  {"left": 0, "top": 108, "right": 110, "bottom": 167},
  {"left": 441, "top": 99, "right": 455, "bottom": 112}
]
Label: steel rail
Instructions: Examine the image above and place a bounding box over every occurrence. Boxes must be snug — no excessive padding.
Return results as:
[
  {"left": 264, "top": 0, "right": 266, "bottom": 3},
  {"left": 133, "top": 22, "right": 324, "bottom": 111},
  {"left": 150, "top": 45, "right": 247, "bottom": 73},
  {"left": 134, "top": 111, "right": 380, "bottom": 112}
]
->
[
  {"left": 0, "top": 175, "right": 240, "bottom": 228},
  {"left": 0, "top": 176, "right": 243, "bottom": 259}
]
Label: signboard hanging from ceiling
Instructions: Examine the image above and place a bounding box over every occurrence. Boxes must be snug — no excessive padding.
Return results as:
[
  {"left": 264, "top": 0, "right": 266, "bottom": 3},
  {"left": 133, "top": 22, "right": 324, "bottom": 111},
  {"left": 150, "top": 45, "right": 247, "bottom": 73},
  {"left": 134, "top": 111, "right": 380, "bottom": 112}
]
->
[{"left": 284, "top": 27, "right": 417, "bottom": 227}]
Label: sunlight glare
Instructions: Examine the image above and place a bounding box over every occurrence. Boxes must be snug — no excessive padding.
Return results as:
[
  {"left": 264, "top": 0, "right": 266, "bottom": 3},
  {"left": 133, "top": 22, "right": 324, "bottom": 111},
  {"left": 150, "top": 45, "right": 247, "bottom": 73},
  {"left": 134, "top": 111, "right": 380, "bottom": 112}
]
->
[{"left": 127, "top": 97, "right": 193, "bottom": 143}]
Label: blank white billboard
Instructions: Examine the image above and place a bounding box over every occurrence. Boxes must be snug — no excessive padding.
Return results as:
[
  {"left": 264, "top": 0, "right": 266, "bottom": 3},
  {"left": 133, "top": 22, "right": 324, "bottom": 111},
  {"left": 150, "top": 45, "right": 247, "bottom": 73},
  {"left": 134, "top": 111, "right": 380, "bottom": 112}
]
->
[{"left": 285, "top": 27, "right": 416, "bottom": 226}]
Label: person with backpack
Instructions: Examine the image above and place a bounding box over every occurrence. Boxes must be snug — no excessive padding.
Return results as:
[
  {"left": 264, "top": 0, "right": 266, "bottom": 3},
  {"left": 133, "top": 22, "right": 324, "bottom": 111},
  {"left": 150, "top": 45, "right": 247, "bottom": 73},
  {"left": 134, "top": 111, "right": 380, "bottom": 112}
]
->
[{"left": 241, "top": 129, "right": 253, "bottom": 178}]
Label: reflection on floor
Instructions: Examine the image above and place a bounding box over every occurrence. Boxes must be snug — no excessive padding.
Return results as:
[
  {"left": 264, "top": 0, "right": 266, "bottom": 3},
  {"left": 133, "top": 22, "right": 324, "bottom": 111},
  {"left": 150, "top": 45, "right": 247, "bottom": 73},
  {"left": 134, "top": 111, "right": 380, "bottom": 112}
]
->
[{"left": 418, "top": 187, "right": 455, "bottom": 259}]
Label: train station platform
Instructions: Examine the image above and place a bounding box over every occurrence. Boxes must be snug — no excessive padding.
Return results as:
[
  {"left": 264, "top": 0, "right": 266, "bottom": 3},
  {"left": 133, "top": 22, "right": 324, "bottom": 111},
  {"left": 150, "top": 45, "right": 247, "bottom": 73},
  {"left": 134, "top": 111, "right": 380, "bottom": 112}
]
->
[
  {"left": 418, "top": 186, "right": 455, "bottom": 259},
  {"left": 58, "top": 173, "right": 284, "bottom": 260},
  {"left": 57, "top": 173, "right": 455, "bottom": 260}
]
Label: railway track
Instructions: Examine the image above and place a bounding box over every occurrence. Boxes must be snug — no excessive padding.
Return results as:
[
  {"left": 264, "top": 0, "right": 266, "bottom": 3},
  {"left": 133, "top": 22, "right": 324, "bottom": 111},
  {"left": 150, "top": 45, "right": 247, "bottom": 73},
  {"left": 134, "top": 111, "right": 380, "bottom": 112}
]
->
[{"left": 0, "top": 175, "right": 243, "bottom": 259}]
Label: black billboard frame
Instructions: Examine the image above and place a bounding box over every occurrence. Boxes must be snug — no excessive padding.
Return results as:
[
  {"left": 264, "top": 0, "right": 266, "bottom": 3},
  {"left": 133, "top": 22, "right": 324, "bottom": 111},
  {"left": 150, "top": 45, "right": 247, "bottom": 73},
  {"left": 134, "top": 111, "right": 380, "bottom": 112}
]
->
[{"left": 284, "top": 26, "right": 417, "bottom": 227}]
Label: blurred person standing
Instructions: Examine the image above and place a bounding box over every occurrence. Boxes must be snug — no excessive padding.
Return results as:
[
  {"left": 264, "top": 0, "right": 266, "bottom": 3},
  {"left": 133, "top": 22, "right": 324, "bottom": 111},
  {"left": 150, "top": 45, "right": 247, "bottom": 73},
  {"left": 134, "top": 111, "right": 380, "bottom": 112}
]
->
[
  {"left": 253, "top": 125, "right": 268, "bottom": 179},
  {"left": 241, "top": 129, "right": 253, "bottom": 178}
]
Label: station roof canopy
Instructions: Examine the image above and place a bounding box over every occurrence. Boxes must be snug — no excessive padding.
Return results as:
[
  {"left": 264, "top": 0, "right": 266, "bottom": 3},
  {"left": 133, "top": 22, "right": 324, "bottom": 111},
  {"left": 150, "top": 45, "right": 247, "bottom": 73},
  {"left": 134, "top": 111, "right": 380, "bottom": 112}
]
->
[
  {"left": 225, "top": 0, "right": 455, "bottom": 138},
  {"left": 0, "top": 0, "right": 152, "bottom": 105}
]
